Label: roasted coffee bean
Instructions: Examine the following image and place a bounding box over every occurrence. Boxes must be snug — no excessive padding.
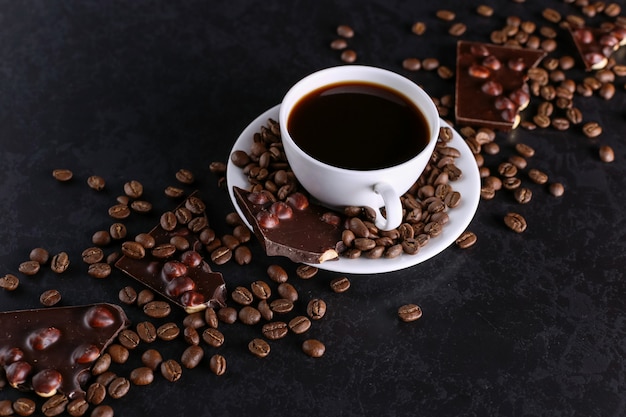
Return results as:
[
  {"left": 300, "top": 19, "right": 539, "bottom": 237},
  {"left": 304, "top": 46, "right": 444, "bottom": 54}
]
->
[
  {"left": 123, "top": 180, "right": 143, "bottom": 198},
  {"left": 175, "top": 168, "right": 195, "bottom": 184},
  {"left": 217, "top": 306, "right": 238, "bottom": 324},
  {"left": 40, "top": 289, "right": 61, "bottom": 307},
  {"left": 52, "top": 169, "right": 73, "bottom": 182},
  {"left": 566, "top": 107, "right": 583, "bottom": 124},
  {"left": 336, "top": 24, "right": 354, "bottom": 38},
  {"left": 455, "top": 231, "right": 477, "bottom": 248},
  {"left": 250, "top": 280, "right": 271, "bottom": 300},
  {"left": 109, "top": 223, "right": 127, "bottom": 240},
  {"left": 398, "top": 304, "right": 423, "bottom": 322},
  {"left": 95, "top": 371, "right": 116, "bottom": 388},
  {"left": 29, "top": 247, "right": 49, "bottom": 264},
  {"left": 118, "top": 329, "right": 140, "bottom": 349},
  {"left": 182, "top": 311, "right": 205, "bottom": 329},
  {"left": 92, "top": 231, "right": 111, "bottom": 246},
  {"left": 330, "top": 276, "right": 351, "bottom": 293},
  {"left": 340, "top": 49, "right": 357, "bottom": 63},
  {"left": 528, "top": 168, "right": 548, "bottom": 184},
  {"left": 267, "top": 265, "right": 289, "bottom": 283},
  {"left": 257, "top": 300, "right": 273, "bottom": 321},
  {"left": 599, "top": 145, "right": 615, "bottom": 162},
  {"left": 107, "top": 344, "right": 129, "bottom": 364},
  {"left": 90, "top": 405, "right": 114, "bottom": 417},
  {"left": 202, "top": 328, "right": 225, "bottom": 347},
  {"left": 551, "top": 117, "right": 570, "bottom": 131},
  {"left": 436, "top": 9, "right": 455, "bottom": 21},
  {"left": 141, "top": 349, "right": 163, "bottom": 371},
  {"left": 210, "top": 246, "right": 232, "bottom": 265},
  {"left": 0, "top": 400, "right": 11, "bottom": 416},
  {"left": 402, "top": 57, "right": 421, "bottom": 71},
  {"left": 233, "top": 246, "right": 252, "bottom": 265},
  {"left": 289, "top": 316, "right": 311, "bottom": 334},
  {"left": 296, "top": 264, "right": 318, "bottom": 279},
  {"left": 0, "top": 273, "right": 19, "bottom": 291},
  {"left": 411, "top": 21, "right": 426, "bottom": 35},
  {"left": 143, "top": 300, "right": 171, "bottom": 318},
  {"left": 270, "top": 298, "right": 294, "bottom": 314},
  {"left": 108, "top": 376, "right": 130, "bottom": 399},
  {"left": 248, "top": 338, "right": 271, "bottom": 358},
  {"left": 307, "top": 299, "right": 327, "bottom": 320},
  {"left": 136, "top": 321, "right": 157, "bottom": 343},
  {"left": 130, "top": 200, "right": 152, "bottom": 214},
  {"left": 448, "top": 22, "right": 467, "bottom": 36},
  {"left": 92, "top": 353, "right": 111, "bottom": 376},
  {"left": 86, "top": 382, "right": 106, "bottom": 405},
  {"left": 385, "top": 244, "right": 403, "bottom": 258},
  {"left": 181, "top": 345, "right": 204, "bottom": 369},
  {"left": 160, "top": 211, "right": 177, "bottom": 232},
  {"left": 549, "top": 182, "right": 565, "bottom": 197},
  {"left": 86, "top": 175, "right": 106, "bottom": 191},
  {"left": 129, "top": 367, "right": 154, "bottom": 386},
  {"left": 514, "top": 187, "right": 533, "bottom": 204},
  {"left": 302, "top": 339, "right": 325, "bottom": 358},
  {"left": 504, "top": 212, "right": 527, "bottom": 233},
  {"left": 476, "top": 4, "right": 494, "bottom": 16},
  {"left": 209, "top": 354, "right": 227, "bottom": 376},
  {"left": 50, "top": 252, "right": 69, "bottom": 273},
  {"left": 108, "top": 203, "right": 130, "bottom": 219},
  {"left": 204, "top": 308, "right": 219, "bottom": 329},
  {"left": 533, "top": 114, "right": 550, "bottom": 128},
  {"left": 422, "top": 57, "right": 440, "bottom": 71},
  {"left": 66, "top": 398, "right": 88, "bottom": 417},
  {"left": 183, "top": 326, "right": 200, "bottom": 345},
  {"left": 121, "top": 241, "right": 145, "bottom": 259},
  {"left": 160, "top": 359, "right": 182, "bottom": 382},
  {"left": 88, "top": 263, "right": 111, "bottom": 279},
  {"left": 232, "top": 286, "right": 254, "bottom": 305},
  {"left": 277, "top": 282, "right": 298, "bottom": 302},
  {"left": 582, "top": 121, "right": 602, "bottom": 138},
  {"left": 239, "top": 306, "right": 262, "bottom": 325},
  {"left": 18, "top": 260, "right": 40, "bottom": 276},
  {"left": 515, "top": 143, "right": 535, "bottom": 158},
  {"left": 164, "top": 185, "right": 185, "bottom": 198},
  {"left": 42, "top": 394, "right": 68, "bottom": 417},
  {"left": 330, "top": 38, "right": 348, "bottom": 50},
  {"left": 13, "top": 398, "right": 36, "bottom": 416},
  {"left": 157, "top": 323, "right": 180, "bottom": 341},
  {"left": 118, "top": 286, "right": 137, "bottom": 305},
  {"left": 262, "top": 322, "right": 288, "bottom": 340}
]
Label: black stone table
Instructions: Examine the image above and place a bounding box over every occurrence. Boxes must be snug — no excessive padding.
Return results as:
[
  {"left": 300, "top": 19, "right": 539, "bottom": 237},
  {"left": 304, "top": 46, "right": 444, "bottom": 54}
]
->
[{"left": 1, "top": 1, "right": 625, "bottom": 416}]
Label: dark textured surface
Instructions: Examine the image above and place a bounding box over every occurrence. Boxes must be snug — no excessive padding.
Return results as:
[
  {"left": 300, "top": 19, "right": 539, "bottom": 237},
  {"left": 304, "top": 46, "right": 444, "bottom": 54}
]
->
[{"left": 1, "top": 1, "right": 625, "bottom": 416}]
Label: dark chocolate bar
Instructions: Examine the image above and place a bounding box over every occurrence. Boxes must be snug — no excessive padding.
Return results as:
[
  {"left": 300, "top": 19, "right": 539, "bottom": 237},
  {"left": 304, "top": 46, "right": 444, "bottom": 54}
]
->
[
  {"left": 115, "top": 192, "right": 227, "bottom": 313},
  {"left": 568, "top": 24, "right": 626, "bottom": 71},
  {"left": 0, "top": 303, "right": 128, "bottom": 399},
  {"left": 233, "top": 187, "right": 342, "bottom": 264},
  {"left": 455, "top": 40, "right": 546, "bottom": 131}
]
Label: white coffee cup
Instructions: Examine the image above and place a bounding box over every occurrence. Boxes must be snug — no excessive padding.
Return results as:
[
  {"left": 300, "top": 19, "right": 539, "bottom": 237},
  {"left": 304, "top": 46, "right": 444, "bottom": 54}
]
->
[{"left": 279, "top": 65, "right": 440, "bottom": 231}]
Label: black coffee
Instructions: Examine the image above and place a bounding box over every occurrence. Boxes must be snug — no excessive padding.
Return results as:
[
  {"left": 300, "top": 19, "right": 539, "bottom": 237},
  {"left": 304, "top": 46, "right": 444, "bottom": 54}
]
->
[{"left": 287, "top": 81, "right": 430, "bottom": 170}]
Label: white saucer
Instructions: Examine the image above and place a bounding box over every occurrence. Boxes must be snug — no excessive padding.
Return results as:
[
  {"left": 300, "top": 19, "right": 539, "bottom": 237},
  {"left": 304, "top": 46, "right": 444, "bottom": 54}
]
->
[{"left": 226, "top": 105, "right": 480, "bottom": 274}]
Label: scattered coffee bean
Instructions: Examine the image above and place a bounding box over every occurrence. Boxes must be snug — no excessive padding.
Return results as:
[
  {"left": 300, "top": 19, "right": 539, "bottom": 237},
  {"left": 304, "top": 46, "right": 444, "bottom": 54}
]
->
[
  {"left": 402, "top": 57, "right": 421, "bottom": 71},
  {"left": 217, "top": 306, "right": 238, "bottom": 324},
  {"left": 108, "top": 376, "right": 130, "bottom": 399},
  {"left": 306, "top": 298, "right": 327, "bottom": 320},
  {"left": 130, "top": 367, "right": 154, "bottom": 386},
  {"left": 549, "top": 182, "right": 565, "bottom": 197},
  {"left": 398, "top": 304, "right": 423, "bottom": 322},
  {"left": 302, "top": 339, "right": 325, "bottom": 358},
  {"left": 239, "top": 306, "right": 262, "bottom": 325},
  {"left": 136, "top": 321, "right": 157, "bottom": 343},
  {"left": 514, "top": 187, "right": 533, "bottom": 204},
  {"left": 296, "top": 264, "right": 318, "bottom": 279},
  {"left": 42, "top": 394, "right": 68, "bottom": 417},
  {"left": 137, "top": 289, "right": 155, "bottom": 306},
  {"left": 50, "top": 252, "right": 70, "bottom": 273},
  {"left": 270, "top": 298, "right": 294, "bottom": 314},
  {"left": 91, "top": 353, "right": 111, "bottom": 376},
  {"left": 336, "top": 24, "right": 354, "bottom": 38},
  {"left": 181, "top": 345, "right": 204, "bottom": 369},
  {"left": 330, "top": 38, "right": 348, "bottom": 50},
  {"left": 108, "top": 203, "right": 130, "bottom": 219},
  {"left": 141, "top": 349, "right": 163, "bottom": 371},
  {"left": 202, "top": 328, "right": 225, "bottom": 347},
  {"left": 0, "top": 400, "right": 11, "bottom": 416},
  {"left": 204, "top": 308, "right": 219, "bottom": 328},
  {"left": 599, "top": 145, "right": 615, "bottom": 162},
  {"left": 175, "top": 168, "right": 195, "bottom": 184},
  {"left": 209, "top": 354, "right": 227, "bottom": 376},
  {"left": 449, "top": 22, "right": 467, "bottom": 36},
  {"left": 29, "top": 247, "right": 49, "bottom": 264},
  {"left": 40, "top": 289, "right": 61, "bottom": 307},
  {"left": 66, "top": 398, "right": 88, "bottom": 417},
  {"left": 231, "top": 286, "right": 254, "bottom": 305},
  {"left": 330, "top": 276, "right": 351, "bottom": 293},
  {"left": 248, "top": 338, "right": 271, "bottom": 358},
  {"left": 123, "top": 180, "right": 143, "bottom": 198},
  {"left": 267, "top": 264, "right": 288, "bottom": 283},
  {"left": 250, "top": 280, "right": 271, "bottom": 300},
  {"left": 0, "top": 273, "right": 20, "bottom": 291},
  {"left": 52, "top": 169, "right": 73, "bottom": 182},
  {"left": 476, "top": 4, "right": 494, "bottom": 16},
  {"left": 257, "top": 300, "right": 273, "bottom": 321},
  {"left": 289, "top": 316, "right": 311, "bottom": 334},
  {"left": 262, "top": 321, "right": 288, "bottom": 340},
  {"left": 118, "top": 329, "right": 141, "bottom": 349},
  {"left": 19, "top": 260, "right": 40, "bottom": 276},
  {"left": 157, "top": 322, "right": 180, "bottom": 341},
  {"left": 118, "top": 286, "right": 137, "bottom": 305},
  {"left": 160, "top": 359, "right": 183, "bottom": 382},
  {"left": 107, "top": 344, "right": 129, "bottom": 364},
  {"left": 436, "top": 9, "right": 455, "bottom": 21},
  {"left": 86, "top": 382, "right": 106, "bottom": 405},
  {"left": 411, "top": 21, "right": 426, "bottom": 35},
  {"left": 95, "top": 371, "right": 117, "bottom": 388},
  {"left": 13, "top": 398, "right": 36, "bottom": 416},
  {"left": 183, "top": 326, "right": 200, "bottom": 345},
  {"left": 90, "top": 405, "right": 114, "bottom": 417},
  {"left": 455, "top": 231, "right": 477, "bottom": 249},
  {"left": 143, "top": 300, "right": 171, "bottom": 318},
  {"left": 528, "top": 168, "right": 548, "bottom": 184},
  {"left": 340, "top": 49, "right": 357, "bottom": 63},
  {"left": 277, "top": 282, "right": 298, "bottom": 302},
  {"left": 422, "top": 57, "right": 440, "bottom": 71},
  {"left": 87, "top": 175, "right": 106, "bottom": 191},
  {"left": 88, "top": 262, "right": 111, "bottom": 279},
  {"left": 504, "top": 212, "right": 527, "bottom": 233},
  {"left": 582, "top": 121, "right": 602, "bottom": 138},
  {"left": 234, "top": 246, "right": 252, "bottom": 265}
]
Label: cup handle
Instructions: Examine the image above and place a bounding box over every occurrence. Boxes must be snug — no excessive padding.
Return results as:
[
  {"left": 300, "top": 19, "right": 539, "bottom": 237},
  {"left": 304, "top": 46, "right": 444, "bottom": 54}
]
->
[{"left": 373, "top": 182, "right": 402, "bottom": 231}]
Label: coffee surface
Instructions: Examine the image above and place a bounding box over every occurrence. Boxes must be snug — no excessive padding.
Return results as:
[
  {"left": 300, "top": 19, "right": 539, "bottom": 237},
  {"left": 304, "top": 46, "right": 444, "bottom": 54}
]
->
[{"left": 287, "top": 82, "right": 430, "bottom": 170}]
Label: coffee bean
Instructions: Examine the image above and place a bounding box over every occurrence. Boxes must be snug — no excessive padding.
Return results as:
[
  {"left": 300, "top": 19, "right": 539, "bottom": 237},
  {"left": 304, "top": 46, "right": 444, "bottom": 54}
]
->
[
  {"left": 502, "top": 177, "right": 522, "bottom": 190},
  {"left": 336, "top": 24, "right": 354, "bottom": 38},
  {"left": 551, "top": 117, "right": 570, "bottom": 131},
  {"left": 91, "top": 353, "right": 111, "bottom": 376},
  {"left": 217, "top": 306, "right": 238, "bottom": 324},
  {"left": 157, "top": 322, "right": 180, "bottom": 341},
  {"left": 143, "top": 300, "right": 171, "bottom": 318},
  {"left": 302, "top": 339, "right": 325, "bottom": 358},
  {"left": 277, "top": 282, "right": 298, "bottom": 302},
  {"left": 402, "top": 57, "right": 421, "bottom": 71},
  {"left": 306, "top": 299, "right": 327, "bottom": 320},
  {"left": 108, "top": 376, "right": 130, "bottom": 399},
  {"left": 42, "top": 394, "right": 68, "bottom": 417},
  {"left": 181, "top": 345, "right": 204, "bottom": 369},
  {"left": 95, "top": 371, "right": 116, "bottom": 387},
  {"left": 136, "top": 321, "right": 157, "bottom": 343},
  {"left": 239, "top": 306, "right": 262, "bottom": 325},
  {"left": 118, "top": 329, "right": 140, "bottom": 349},
  {"left": 289, "top": 316, "right": 311, "bottom": 334},
  {"left": 40, "top": 289, "right": 61, "bottom": 307},
  {"left": 86, "top": 175, "right": 105, "bottom": 191},
  {"left": 476, "top": 4, "right": 494, "bottom": 16},
  {"left": 504, "top": 212, "right": 527, "bottom": 233},
  {"left": 330, "top": 38, "right": 348, "bottom": 50},
  {"left": 270, "top": 298, "right": 294, "bottom": 314},
  {"left": 340, "top": 49, "right": 357, "bottom": 63},
  {"left": 88, "top": 263, "right": 111, "bottom": 279},
  {"left": 250, "top": 280, "right": 271, "bottom": 300},
  {"left": 66, "top": 398, "right": 88, "bottom": 417},
  {"left": 599, "top": 145, "right": 615, "bottom": 162},
  {"left": 108, "top": 223, "right": 127, "bottom": 240},
  {"left": 203, "top": 308, "right": 218, "bottom": 329},
  {"left": 411, "top": 21, "right": 426, "bottom": 35},
  {"left": 123, "top": 180, "right": 143, "bottom": 198},
  {"left": 175, "top": 168, "right": 195, "bottom": 184},
  {"left": 398, "top": 304, "right": 423, "bottom": 322},
  {"left": 107, "top": 344, "right": 129, "bottom": 364},
  {"left": 582, "top": 121, "right": 603, "bottom": 138},
  {"left": 183, "top": 326, "right": 200, "bottom": 346},
  {"left": 330, "top": 277, "right": 351, "bottom": 293},
  {"left": 128, "top": 367, "right": 153, "bottom": 387},
  {"left": 257, "top": 300, "right": 273, "bottom": 321},
  {"left": 118, "top": 286, "right": 137, "bottom": 305},
  {"left": 108, "top": 203, "right": 130, "bottom": 219},
  {"left": 0, "top": 273, "right": 20, "bottom": 291},
  {"left": 528, "top": 168, "right": 548, "bottom": 184},
  {"left": 86, "top": 382, "right": 106, "bottom": 405},
  {"left": 202, "top": 328, "right": 225, "bottom": 347},
  {"left": 13, "top": 398, "right": 36, "bottom": 416},
  {"left": 296, "top": 264, "right": 318, "bottom": 279},
  {"left": 209, "top": 354, "right": 227, "bottom": 376},
  {"left": 449, "top": 22, "right": 467, "bottom": 36},
  {"left": 455, "top": 231, "right": 477, "bottom": 249},
  {"left": 160, "top": 359, "right": 183, "bottom": 382},
  {"left": 566, "top": 107, "right": 583, "bottom": 125},
  {"left": 50, "top": 252, "right": 70, "bottom": 273},
  {"left": 90, "top": 405, "right": 114, "bottom": 417},
  {"left": 422, "top": 57, "right": 440, "bottom": 71},
  {"left": 549, "top": 182, "right": 565, "bottom": 197},
  {"left": 514, "top": 187, "right": 533, "bottom": 204},
  {"left": 18, "top": 260, "right": 40, "bottom": 276},
  {"left": 262, "top": 322, "right": 288, "bottom": 340},
  {"left": 436, "top": 9, "right": 455, "bottom": 21},
  {"left": 141, "top": 349, "right": 163, "bottom": 371},
  {"left": 29, "top": 247, "right": 49, "bottom": 264},
  {"left": 233, "top": 246, "right": 252, "bottom": 265},
  {"left": 0, "top": 400, "right": 12, "bottom": 416},
  {"left": 231, "top": 286, "right": 254, "bottom": 305},
  {"left": 248, "top": 338, "right": 271, "bottom": 358},
  {"left": 51, "top": 168, "right": 73, "bottom": 182}
]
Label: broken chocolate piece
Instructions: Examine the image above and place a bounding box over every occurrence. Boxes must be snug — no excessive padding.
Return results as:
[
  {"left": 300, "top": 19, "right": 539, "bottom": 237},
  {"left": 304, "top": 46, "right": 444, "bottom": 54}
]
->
[
  {"left": 455, "top": 40, "right": 546, "bottom": 131},
  {"left": 233, "top": 187, "right": 342, "bottom": 264},
  {"left": 0, "top": 303, "right": 128, "bottom": 399},
  {"left": 568, "top": 24, "right": 626, "bottom": 71},
  {"left": 115, "top": 192, "right": 227, "bottom": 313}
]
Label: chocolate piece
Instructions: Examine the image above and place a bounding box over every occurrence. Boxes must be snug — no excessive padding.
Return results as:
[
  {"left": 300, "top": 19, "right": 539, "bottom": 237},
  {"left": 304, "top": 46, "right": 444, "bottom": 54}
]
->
[
  {"left": 567, "top": 24, "right": 626, "bottom": 71},
  {"left": 0, "top": 304, "right": 128, "bottom": 399},
  {"left": 233, "top": 187, "right": 342, "bottom": 264},
  {"left": 115, "top": 192, "right": 227, "bottom": 313},
  {"left": 455, "top": 40, "right": 546, "bottom": 131}
]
